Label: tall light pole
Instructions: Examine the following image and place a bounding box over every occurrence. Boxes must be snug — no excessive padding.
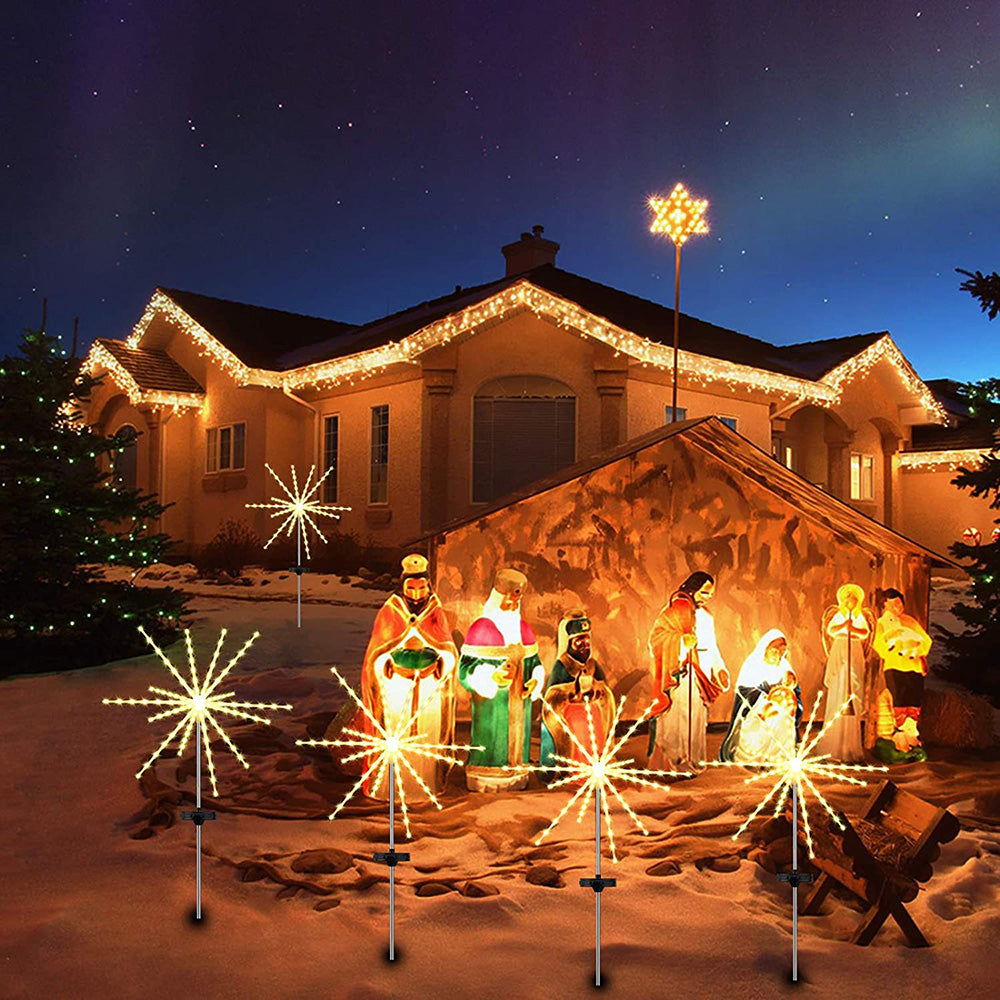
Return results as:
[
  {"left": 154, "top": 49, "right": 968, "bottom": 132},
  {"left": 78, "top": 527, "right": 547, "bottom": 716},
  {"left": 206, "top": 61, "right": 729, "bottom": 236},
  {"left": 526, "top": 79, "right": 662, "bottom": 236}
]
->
[{"left": 648, "top": 183, "right": 710, "bottom": 422}]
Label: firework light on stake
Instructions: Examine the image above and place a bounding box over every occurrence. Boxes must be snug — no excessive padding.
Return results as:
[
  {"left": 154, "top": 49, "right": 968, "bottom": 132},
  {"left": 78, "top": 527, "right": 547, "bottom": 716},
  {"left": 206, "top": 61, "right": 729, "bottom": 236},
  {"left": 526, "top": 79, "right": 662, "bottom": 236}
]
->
[
  {"left": 512, "top": 698, "right": 691, "bottom": 862},
  {"left": 296, "top": 666, "right": 483, "bottom": 838},
  {"left": 244, "top": 463, "right": 350, "bottom": 559},
  {"left": 702, "top": 692, "right": 888, "bottom": 857},
  {"left": 103, "top": 627, "right": 292, "bottom": 795}
]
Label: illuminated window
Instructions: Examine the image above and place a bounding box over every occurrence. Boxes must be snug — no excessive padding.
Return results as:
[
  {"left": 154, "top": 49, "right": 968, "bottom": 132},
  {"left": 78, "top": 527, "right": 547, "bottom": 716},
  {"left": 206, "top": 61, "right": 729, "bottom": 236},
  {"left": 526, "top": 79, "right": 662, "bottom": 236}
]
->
[
  {"left": 473, "top": 376, "right": 576, "bottom": 504},
  {"left": 850, "top": 453, "right": 875, "bottom": 500},
  {"left": 113, "top": 424, "right": 138, "bottom": 490},
  {"left": 370, "top": 405, "right": 389, "bottom": 504},
  {"left": 323, "top": 415, "right": 340, "bottom": 503},
  {"left": 206, "top": 422, "right": 246, "bottom": 473},
  {"left": 664, "top": 406, "right": 688, "bottom": 423}
]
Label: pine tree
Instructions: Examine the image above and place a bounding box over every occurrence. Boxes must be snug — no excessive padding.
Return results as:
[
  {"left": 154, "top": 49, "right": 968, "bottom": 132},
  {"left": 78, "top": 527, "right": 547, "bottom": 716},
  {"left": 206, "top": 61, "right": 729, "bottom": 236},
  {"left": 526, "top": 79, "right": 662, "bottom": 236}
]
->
[
  {"left": 0, "top": 319, "right": 187, "bottom": 675},
  {"left": 939, "top": 269, "right": 1000, "bottom": 704}
]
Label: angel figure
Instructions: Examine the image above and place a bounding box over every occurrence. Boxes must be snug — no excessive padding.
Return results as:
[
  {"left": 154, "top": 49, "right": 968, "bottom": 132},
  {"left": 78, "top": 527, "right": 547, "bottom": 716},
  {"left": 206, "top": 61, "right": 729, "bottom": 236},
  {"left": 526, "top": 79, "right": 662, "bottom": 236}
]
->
[{"left": 815, "top": 583, "right": 875, "bottom": 762}]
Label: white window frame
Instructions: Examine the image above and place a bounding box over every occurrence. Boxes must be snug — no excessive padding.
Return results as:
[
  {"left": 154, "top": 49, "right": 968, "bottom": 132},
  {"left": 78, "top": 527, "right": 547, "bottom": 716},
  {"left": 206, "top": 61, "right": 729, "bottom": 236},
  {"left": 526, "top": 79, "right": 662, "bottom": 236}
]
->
[
  {"left": 850, "top": 452, "right": 875, "bottom": 500},
  {"left": 205, "top": 421, "right": 246, "bottom": 474},
  {"left": 664, "top": 405, "right": 688, "bottom": 424},
  {"left": 369, "top": 404, "right": 390, "bottom": 505},
  {"left": 718, "top": 415, "right": 738, "bottom": 431},
  {"left": 322, "top": 413, "right": 340, "bottom": 503}
]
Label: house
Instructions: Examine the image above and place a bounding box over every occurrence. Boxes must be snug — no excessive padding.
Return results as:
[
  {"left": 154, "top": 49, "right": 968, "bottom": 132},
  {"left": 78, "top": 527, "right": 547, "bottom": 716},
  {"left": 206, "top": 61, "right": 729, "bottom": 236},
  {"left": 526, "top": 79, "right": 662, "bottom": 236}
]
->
[
  {"left": 428, "top": 416, "right": 953, "bottom": 721},
  {"left": 80, "top": 227, "right": 994, "bottom": 563}
]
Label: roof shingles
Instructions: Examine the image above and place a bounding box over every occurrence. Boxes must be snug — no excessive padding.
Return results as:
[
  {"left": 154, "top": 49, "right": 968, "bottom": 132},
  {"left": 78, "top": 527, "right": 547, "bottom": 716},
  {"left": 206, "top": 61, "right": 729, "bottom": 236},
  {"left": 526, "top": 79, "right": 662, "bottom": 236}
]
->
[{"left": 97, "top": 339, "right": 204, "bottom": 394}]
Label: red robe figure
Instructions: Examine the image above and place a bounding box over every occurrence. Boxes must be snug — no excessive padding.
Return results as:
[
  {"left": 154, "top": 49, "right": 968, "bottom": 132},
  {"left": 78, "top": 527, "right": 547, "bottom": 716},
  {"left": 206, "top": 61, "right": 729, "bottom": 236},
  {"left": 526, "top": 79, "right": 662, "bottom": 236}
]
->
[
  {"left": 359, "top": 554, "right": 458, "bottom": 800},
  {"left": 647, "top": 572, "right": 728, "bottom": 772}
]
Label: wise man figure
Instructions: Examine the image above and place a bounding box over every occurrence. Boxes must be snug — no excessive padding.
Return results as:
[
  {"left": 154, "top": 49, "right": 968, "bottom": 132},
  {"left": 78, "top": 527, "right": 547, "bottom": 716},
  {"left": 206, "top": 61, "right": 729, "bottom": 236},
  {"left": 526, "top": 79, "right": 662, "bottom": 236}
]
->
[
  {"left": 871, "top": 588, "right": 932, "bottom": 764},
  {"left": 359, "top": 554, "right": 458, "bottom": 799},
  {"left": 540, "top": 611, "right": 615, "bottom": 767},
  {"left": 458, "top": 568, "right": 546, "bottom": 792},
  {"left": 647, "top": 571, "right": 730, "bottom": 773}
]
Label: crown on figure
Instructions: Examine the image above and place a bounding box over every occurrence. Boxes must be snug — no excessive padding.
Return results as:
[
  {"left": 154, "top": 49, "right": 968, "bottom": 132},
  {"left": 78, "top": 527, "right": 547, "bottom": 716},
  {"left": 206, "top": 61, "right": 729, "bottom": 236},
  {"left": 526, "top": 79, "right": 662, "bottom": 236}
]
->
[
  {"left": 401, "top": 554, "right": 429, "bottom": 579},
  {"left": 565, "top": 616, "right": 591, "bottom": 636}
]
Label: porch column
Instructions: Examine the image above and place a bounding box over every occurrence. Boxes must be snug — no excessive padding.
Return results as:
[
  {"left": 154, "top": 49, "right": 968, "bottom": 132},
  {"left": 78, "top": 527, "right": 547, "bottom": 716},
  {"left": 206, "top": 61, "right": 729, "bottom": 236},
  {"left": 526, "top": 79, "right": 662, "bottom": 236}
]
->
[
  {"left": 881, "top": 431, "right": 900, "bottom": 529},
  {"left": 422, "top": 368, "right": 455, "bottom": 532},
  {"left": 594, "top": 370, "right": 627, "bottom": 451},
  {"left": 825, "top": 426, "right": 853, "bottom": 500}
]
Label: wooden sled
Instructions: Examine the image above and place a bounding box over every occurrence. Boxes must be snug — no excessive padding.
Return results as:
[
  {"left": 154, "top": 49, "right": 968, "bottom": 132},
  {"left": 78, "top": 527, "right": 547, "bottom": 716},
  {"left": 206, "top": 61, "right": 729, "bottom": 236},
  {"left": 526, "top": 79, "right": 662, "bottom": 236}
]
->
[{"left": 796, "top": 779, "right": 960, "bottom": 947}]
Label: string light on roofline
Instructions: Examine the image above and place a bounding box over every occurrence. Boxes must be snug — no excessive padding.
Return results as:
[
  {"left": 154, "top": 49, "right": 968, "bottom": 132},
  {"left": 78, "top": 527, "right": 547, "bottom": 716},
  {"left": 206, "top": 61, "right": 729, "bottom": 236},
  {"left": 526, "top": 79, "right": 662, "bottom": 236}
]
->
[
  {"left": 80, "top": 341, "right": 205, "bottom": 414},
  {"left": 898, "top": 448, "right": 990, "bottom": 472}
]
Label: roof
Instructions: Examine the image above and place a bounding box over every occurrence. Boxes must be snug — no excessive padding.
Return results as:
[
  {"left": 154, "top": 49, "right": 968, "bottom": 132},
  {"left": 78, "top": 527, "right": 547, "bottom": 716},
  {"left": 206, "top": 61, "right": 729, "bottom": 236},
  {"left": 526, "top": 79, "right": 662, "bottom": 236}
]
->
[
  {"left": 96, "top": 339, "right": 204, "bottom": 394},
  {"left": 909, "top": 421, "right": 997, "bottom": 451},
  {"left": 428, "top": 417, "right": 956, "bottom": 567},
  {"left": 925, "top": 378, "right": 973, "bottom": 418},
  {"left": 771, "top": 331, "right": 887, "bottom": 380},
  {"left": 158, "top": 287, "right": 356, "bottom": 371},
  {"left": 275, "top": 265, "right": 884, "bottom": 381}
]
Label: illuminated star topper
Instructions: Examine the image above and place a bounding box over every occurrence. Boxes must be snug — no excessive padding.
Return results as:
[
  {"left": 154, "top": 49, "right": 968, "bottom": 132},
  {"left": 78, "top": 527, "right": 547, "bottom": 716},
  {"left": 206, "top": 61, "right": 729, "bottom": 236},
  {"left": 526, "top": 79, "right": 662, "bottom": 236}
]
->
[
  {"left": 244, "top": 463, "right": 351, "bottom": 559},
  {"left": 511, "top": 697, "right": 691, "bottom": 862},
  {"left": 296, "top": 667, "right": 483, "bottom": 838},
  {"left": 702, "top": 692, "right": 888, "bottom": 857},
  {"left": 648, "top": 182, "right": 710, "bottom": 245},
  {"left": 103, "top": 627, "right": 292, "bottom": 796}
]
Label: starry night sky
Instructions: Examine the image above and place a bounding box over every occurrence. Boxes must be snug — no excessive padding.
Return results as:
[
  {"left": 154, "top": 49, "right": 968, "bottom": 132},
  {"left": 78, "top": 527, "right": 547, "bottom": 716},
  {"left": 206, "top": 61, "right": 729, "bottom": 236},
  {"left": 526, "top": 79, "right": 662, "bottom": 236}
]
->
[{"left": 2, "top": 1, "right": 997, "bottom": 381}]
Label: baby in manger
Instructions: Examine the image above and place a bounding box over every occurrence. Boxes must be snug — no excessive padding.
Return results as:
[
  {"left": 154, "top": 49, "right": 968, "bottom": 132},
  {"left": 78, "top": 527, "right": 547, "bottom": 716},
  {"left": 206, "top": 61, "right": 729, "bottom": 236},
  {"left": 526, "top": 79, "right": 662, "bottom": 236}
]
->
[{"left": 719, "top": 629, "right": 803, "bottom": 763}]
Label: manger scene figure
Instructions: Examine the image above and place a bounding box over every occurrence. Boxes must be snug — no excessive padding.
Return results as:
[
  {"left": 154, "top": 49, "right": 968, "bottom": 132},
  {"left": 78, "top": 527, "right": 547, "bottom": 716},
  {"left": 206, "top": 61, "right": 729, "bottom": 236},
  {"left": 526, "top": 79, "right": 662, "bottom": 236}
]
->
[
  {"left": 719, "top": 629, "right": 802, "bottom": 763},
  {"left": 816, "top": 583, "right": 874, "bottom": 762},
  {"left": 647, "top": 571, "right": 730, "bottom": 773},
  {"left": 103, "top": 627, "right": 292, "bottom": 919},
  {"left": 540, "top": 611, "right": 616, "bottom": 766},
  {"left": 358, "top": 554, "right": 459, "bottom": 798},
  {"left": 458, "top": 568, "right": 546, "bottom": 791},
  {"left": 871, "top": 588, "right": 932, "bottom": 763}
]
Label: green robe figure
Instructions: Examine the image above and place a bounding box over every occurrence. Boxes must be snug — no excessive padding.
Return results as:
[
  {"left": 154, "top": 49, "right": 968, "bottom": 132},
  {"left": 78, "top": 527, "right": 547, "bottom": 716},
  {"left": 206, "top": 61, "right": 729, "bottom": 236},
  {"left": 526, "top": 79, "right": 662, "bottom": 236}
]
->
[{"left": 458, "top": 568, "right": 546, "bottom": 792}]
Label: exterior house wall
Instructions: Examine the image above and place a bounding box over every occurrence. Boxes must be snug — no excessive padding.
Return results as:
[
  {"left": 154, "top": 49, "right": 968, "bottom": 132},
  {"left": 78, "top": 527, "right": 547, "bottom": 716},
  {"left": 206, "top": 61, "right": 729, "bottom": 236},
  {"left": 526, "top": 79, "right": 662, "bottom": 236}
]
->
[
  {"left": 625, "top": 374, "right": 773, "bottom": 450},
  {"left": 432, "top": 423, "right": 932, "bottom": 725},
  {"left": 437, "top": 312, "right": 605, "bottom": 528},
  {"left": 311, "top": 373, "right": 425, "bottom": 548},
  {"left": 899, "top": 466, "right": 996, "bottom": 562}
]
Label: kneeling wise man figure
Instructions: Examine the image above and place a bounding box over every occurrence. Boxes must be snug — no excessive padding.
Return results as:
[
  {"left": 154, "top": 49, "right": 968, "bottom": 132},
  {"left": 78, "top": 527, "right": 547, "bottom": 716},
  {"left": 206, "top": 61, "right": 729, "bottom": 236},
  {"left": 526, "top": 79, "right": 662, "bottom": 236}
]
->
[{"left": 459, "top": 568, "right": 546, "bottom": 792}]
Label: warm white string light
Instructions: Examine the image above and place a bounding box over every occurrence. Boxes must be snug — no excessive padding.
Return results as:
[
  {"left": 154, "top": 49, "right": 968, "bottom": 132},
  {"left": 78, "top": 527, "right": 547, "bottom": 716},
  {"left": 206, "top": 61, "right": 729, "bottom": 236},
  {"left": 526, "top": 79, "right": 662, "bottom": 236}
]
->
[
  {"left": 702, "top": 691, "right": 888, "bottom": 857},
  {"left": 899, "top": 447, "right": 989, "bottom": 472},
  {"left": 295, "top": 666, "right": 483, "bottom": 838},
  {"left": 244, "top": 463, "right": 350, "bottom": 559},
  {"left": 81, "top": 341, "right": 204, "bottom": 413},
  {"left": 103, "top": 627, "right": 292, "bottom": 796},
  {"left": 509, "top": 697, "right": 690, "bottom": 863}
]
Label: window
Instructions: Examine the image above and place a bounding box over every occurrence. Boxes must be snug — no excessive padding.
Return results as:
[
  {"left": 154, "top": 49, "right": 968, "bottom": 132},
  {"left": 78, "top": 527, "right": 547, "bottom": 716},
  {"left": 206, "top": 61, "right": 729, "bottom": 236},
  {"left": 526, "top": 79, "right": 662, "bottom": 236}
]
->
[
  {"left": 850, "top": 453, "right": 875, "bottom": 500},
  {"left": 206, "top": 422, "right": 246, "bottom": 473},
  {"left": 323, "top": 415, "right": 340, "bottom": 503},
  {"left": 719, "top": 416, "right": 738, "bottom": 431},
  {"left": 370, "top": 405, "right": 389, "bottom": 504},
  {"left": 473, "top": 376, "right": 576, "bottom": 504},
  {"left": 664, "top": 406, "right": 688, "bottom": 423},
  {"left": 113, "top": 424, "right": 138, "bottom": 490}
]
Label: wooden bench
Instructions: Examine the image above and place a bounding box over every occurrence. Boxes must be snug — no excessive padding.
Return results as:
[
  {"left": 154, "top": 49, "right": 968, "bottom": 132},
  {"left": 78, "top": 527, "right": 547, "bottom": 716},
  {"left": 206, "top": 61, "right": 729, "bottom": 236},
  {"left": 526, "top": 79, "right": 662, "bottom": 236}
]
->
[{"left": 796, "top": 779, "right": 960, "bottom": 947}]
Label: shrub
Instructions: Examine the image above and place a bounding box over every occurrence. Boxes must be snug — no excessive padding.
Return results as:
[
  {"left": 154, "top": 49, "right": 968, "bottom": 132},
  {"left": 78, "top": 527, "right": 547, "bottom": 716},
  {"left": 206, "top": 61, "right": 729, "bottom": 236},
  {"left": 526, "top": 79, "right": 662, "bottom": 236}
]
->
[{"left": 196, "top": 519, "right": 261, "bottom": 577}]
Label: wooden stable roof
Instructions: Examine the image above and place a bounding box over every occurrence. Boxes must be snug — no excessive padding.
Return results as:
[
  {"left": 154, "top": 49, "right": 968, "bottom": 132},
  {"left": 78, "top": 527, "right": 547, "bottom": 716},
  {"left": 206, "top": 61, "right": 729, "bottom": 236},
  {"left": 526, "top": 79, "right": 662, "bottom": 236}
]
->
[{"left": 429, "top": 416, "right": 956, "bottom": 567}]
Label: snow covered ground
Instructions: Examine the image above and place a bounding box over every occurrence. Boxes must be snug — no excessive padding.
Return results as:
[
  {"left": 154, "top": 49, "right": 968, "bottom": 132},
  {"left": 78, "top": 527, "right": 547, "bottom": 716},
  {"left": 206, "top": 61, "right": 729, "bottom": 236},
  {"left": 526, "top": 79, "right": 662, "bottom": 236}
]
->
[{"left": 3, "top": 580, "right": 999, "bottom": 999}]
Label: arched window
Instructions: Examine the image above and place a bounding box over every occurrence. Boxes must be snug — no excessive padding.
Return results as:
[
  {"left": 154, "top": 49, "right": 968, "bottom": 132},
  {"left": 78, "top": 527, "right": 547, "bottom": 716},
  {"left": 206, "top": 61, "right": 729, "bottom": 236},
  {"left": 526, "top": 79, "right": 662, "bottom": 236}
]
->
[
  {"left": 472, "top": 376, "right": 576, "bottom": 503},
  {"left": 112, "top": 424, "right": 139, "bottom": 491}
]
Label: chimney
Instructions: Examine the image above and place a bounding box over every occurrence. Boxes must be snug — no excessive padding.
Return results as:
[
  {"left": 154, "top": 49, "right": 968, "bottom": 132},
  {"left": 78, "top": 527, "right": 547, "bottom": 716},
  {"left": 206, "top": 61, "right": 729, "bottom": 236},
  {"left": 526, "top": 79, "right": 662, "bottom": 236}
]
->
[{"left": 501, "top": 224, "right": 560, "bottom": 277}]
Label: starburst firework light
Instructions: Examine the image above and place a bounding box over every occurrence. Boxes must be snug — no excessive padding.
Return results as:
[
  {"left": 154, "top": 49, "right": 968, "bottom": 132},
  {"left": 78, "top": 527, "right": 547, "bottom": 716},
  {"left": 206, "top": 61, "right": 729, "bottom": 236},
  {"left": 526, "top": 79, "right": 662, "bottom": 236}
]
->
[
  {"left": 296, "top": 666, "right": 482, "bottom": 960},
  {"left": 244, "top": 463, "right": 351, "bottom": 627},
  {"left": 104, "top": 626, "right": 292, "bottom": 918},
  {"left": 702, "top": 691, "right": 888, "bottom": 981},
  {"left": 509, "top": 696, "right": 690, "bottom": 986}
]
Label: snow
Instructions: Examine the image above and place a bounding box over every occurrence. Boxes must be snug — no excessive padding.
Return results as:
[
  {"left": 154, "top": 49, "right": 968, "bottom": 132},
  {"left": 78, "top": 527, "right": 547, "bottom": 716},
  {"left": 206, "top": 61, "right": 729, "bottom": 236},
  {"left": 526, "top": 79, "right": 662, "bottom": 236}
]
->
[{"left": 3, "top": 580, "right": 1000, "bottom": 999}]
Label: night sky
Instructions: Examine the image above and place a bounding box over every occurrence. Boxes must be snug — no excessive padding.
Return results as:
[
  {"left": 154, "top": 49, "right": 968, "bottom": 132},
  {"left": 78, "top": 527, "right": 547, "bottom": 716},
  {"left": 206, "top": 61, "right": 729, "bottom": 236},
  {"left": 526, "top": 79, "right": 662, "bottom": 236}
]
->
[{"left": 2, "top": 1, "right": 997, "bottom": 381}]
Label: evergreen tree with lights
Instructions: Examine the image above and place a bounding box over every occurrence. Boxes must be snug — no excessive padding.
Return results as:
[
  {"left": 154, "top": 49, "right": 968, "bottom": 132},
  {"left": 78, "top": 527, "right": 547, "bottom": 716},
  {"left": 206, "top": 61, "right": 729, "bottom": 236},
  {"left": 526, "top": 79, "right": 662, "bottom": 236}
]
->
[
  {"left": 0, "top": 317, "right": 187, "bottom": 676},
  {"left": 938, "top": 268, "right": 1000, "bottom": 704}
]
